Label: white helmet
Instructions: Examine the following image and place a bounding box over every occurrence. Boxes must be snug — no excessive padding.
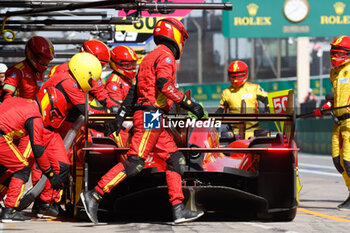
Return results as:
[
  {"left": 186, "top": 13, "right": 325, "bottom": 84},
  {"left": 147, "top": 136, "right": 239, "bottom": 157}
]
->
[{"left": 0, "top": 63, "right": 7, "bottom": 73}]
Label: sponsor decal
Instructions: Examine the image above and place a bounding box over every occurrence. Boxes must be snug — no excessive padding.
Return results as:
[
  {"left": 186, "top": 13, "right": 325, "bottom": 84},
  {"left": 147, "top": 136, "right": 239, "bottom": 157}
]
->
[
  {"left": 241, "top": 93, "right": 253, "bottom": 99},
  {"left": 338, "top": 77, "right": 349, "bottom": 84}
]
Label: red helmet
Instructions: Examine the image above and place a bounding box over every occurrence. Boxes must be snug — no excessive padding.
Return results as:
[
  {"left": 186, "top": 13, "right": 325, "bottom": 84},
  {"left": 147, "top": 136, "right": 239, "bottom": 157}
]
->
[
  {"left": 228, "top": 60, "right": 249, "bottom": 88},
  {"left": 25, "top": 36, "right": 55, "bottom": 74},
  {"left": 110, "top": 45, "right": 138, "bottom": 83},
  {"left": 80, "top": 40, "right": 110, "bottom": 68},
  {"left": 36, "top": 87, "right": 68, "bottom": 129},
  {"left": 153, "top": 17, "right": 189, "bottom": 60},
  {"left": 330, "top": 36, "right": 350, "bottom": 67}
]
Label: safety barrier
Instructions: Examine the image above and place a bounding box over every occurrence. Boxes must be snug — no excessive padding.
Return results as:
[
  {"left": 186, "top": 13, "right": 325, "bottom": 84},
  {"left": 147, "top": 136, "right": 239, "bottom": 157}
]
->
[{"left": 295, "top": 118, "right": 333, "bottom": 155}]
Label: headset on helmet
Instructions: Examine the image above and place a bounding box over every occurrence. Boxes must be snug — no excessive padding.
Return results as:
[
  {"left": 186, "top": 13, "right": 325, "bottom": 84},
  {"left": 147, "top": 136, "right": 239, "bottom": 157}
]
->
[
  {"left": 25, "top": 36, "right": 55, "bottom": 75},
  {"left": 36, "top": 87, "right": 68, "bottom": 129},
  {"left": 228, "top": 60, "right": 249, "bottom": 88},
  {"left": 330, "top": 36, "right": 350, "bottom": 67},
  {"left": 80, "top": 40, "right": 110, "bottom": 68},
  {"left": 110, "top": 45, "right": 138, "bottom": 83},
  {"left": 153, "top": 17, "right": 189, "bottom": 60},
  {"left": 68, "top": 53, "right": 102, "bottom": 92}
]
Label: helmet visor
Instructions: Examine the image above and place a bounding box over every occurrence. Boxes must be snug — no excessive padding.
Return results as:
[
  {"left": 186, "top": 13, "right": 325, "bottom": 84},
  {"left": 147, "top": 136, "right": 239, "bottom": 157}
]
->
[
  {"left": 228, "top": 71, "right": 247, "bottom": 79},
  {"left": 330, "top": 48, "right": 350, "bottom": 58},
  {"left": 35, "top": 54, "right": 53, "bottom": 67},
  {"left": 113, "top": 59, "right": 137, "bottom": 70}
]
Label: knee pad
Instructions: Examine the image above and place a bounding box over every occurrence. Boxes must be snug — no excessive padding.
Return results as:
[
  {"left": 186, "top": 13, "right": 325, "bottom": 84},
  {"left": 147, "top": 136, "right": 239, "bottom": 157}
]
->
[
  {"left": 166, "top": 151, "right": 186, "bottom": 176},
  {"left": 333, "top": 156, "right": 344, "bottom": 174},
  {"left": 122, "top": 156, "right": 145, "bottom": 177},
  {"left": 58, "top": 162, "right": 71, "bottom": 180},
  {"left": 13, "top": 166, "right": 31, "bottom": 183}
]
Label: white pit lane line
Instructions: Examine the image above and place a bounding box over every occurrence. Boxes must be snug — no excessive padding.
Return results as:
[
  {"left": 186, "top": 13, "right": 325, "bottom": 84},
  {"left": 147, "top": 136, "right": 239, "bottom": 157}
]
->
[
  {"left": 298, "top": 163, "right": 341, "bottom": 177},
  {"left": 243, "top": 222, "right": 299, "bottom": 233}
]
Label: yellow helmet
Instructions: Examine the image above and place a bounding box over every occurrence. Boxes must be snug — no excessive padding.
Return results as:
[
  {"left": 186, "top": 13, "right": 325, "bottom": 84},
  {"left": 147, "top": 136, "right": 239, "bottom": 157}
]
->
[{"left": 68, "top": 52, "right": 102, "bottom": 92}]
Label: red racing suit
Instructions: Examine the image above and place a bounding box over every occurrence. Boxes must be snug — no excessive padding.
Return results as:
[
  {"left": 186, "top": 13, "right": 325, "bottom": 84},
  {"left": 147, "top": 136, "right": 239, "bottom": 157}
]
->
[
  {"left": 0, "top": 60, "right": 45, "bottom": 165},
  {"left": 95, "top": 44, "right": 185, "bottom": 206},
  {"left": 0, "top": 59, "right": 43, "bottom": 102},
  {"left": 49, "top": 63, "right": 115, "bottom": 108},
  {"left": 0, "top": 59, "right": 70, "bottom": 204},
  {"left": 104, "top": 72, "right": 133, "bottom": 147},
  {"left": 33, "top": 65, "right": 108, "bottom": 203},
  {"left": 0, "top": 97, "right": 51, "bottom": 208}
]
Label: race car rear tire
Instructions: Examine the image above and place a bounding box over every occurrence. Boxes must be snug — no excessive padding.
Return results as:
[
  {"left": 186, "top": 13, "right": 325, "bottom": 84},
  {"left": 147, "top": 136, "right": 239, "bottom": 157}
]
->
[{"left": 257, "top": 207, "right": 297, "bottom": 222}]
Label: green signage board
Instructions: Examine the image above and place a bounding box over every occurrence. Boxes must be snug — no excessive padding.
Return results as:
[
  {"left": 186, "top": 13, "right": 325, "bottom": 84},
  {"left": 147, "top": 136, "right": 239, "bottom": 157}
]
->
[{"left": 223, "top": 0, "right": 350, "bottom": 38}]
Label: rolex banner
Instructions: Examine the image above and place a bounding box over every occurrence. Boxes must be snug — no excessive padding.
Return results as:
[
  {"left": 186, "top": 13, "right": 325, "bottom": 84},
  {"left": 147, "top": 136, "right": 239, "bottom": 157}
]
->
[{"left": 223, "top": 0, "right": 350, "bottom": 38}]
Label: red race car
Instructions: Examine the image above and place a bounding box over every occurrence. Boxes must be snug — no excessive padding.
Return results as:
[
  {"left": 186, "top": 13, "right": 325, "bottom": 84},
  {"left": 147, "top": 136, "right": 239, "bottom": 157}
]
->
[{"left": 20, "top": 91, "right": 299, "bottom": 222}]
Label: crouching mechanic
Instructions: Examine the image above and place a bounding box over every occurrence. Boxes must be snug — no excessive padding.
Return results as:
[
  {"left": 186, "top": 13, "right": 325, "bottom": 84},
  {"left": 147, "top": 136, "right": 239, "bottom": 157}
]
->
[
  {"left": 29, "top": 53, "right": 103, "bottom": 217},
  {"left": 314, "top": 35, "right": 350, "bottom": 210},
  {"left": 215, "top": 60, "right": 269, "bottom": 139},
  {"left": 0, "top": 87, "right": 67, "bottom": 222},
  {"left": 81, "top": 17, "right": 205, "bottom": 224}
]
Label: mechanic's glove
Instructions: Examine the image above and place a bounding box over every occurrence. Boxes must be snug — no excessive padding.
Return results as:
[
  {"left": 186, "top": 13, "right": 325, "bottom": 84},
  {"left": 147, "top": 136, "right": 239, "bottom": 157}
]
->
[
  {"left": 188, "top": 103, "right": 209, "bottom": 120},
  {"left": 179, "top": 96, "right": 206, "bottom": 119},
  {"left": 313, "top": 108, "right": 323, "bottom": 117},
  {"left": 43, "top": 167, "right": 63, "bottom": 191},
  {"left": 104, "top": 105, "right": 127, "bottom": 136},
  {"left": 313, "top": 101, "right": 333, "bottom": 117}
]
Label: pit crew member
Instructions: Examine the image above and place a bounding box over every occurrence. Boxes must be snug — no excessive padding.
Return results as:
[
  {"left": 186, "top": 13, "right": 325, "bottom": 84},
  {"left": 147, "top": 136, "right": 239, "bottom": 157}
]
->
[
  {"left": 104, "top": 45, "right": 138, "bottom": 148},
  {"left": 49, "top": 39, "right": 114, "bottom": 109},
  {"left": 0, "top": 36, "right": 55, "bottom": 102},
  {"left": 0, "top": 87, "right": 67, "bottom": 222},
  {"left": 81, "top": 17, "right": 205, "bottom": 224},
  {"left": 314, "top": 35, "right": 350, "bottom": 210},
  {"left": 30, "top": 53, "right": 103, "bottom": 217},
  {"left": 215, "top": 60, "right": 269, "bottom": 138}
]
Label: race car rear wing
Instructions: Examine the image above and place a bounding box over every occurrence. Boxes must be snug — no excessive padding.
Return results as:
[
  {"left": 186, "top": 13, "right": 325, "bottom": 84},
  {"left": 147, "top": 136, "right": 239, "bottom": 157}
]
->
[{"left": 84, "top": 90, "right": 296, "bottom": 151}]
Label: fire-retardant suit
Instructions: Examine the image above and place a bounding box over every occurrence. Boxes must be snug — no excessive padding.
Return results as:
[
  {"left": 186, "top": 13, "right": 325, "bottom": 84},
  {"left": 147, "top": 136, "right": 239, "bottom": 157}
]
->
[
  {"left": 0, "top": 87, "right": 66, "bottom": 222},
  {"left": 30, "top": 53, "right": 103, "bottom": 217},
  {"left": 49, "top": 40, "right": 114, "bottom": 109},
  {"left": 216, "top": 60, "right": 269, "bottom": 139},
  {"left": 104, "top": 45, "right": 138, "bottom": 148},
  {"left": 0, "top": 36, "right": 55, "bottom": 102},
  {"left": 328, "top": 35, "right": 350, "bottom": 210},
  {"left": 81, "top": 18, "right": 205, "bottom": 225},
  {"left": 0, "top": 37, "right": 56, "bottom": 169}
]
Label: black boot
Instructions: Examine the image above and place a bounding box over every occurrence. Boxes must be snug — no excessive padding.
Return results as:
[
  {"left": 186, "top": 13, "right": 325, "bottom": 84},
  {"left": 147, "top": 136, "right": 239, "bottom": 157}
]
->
[
  {"left": 80, "top": 189, "right": 102, "bottom": 224},
  {"left": 1, "top": 207, "right": 30, "bottom": 222},
  {"left": 32, "top": 198, "right": 60, "bottom": 218},
  {"left": 337, "top": 194, "right": 350, "bottom": 210},
  {"left": 172, "top": 203, "right": 204, "bottom": 224}
]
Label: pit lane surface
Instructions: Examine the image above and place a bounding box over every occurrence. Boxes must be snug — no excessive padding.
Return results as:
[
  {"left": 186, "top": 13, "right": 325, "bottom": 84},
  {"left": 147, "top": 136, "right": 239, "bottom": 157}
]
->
[{"left": 1, "top": 152, "right": 350, "bottom": 233}]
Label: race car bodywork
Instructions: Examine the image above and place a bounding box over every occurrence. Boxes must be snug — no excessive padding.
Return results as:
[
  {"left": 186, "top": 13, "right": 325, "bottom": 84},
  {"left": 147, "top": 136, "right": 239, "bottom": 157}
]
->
[{"left": 68, "top": 90, "right": 299, "bottom": 222}]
